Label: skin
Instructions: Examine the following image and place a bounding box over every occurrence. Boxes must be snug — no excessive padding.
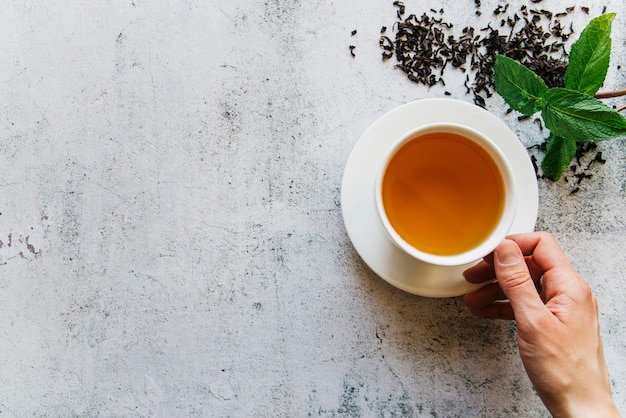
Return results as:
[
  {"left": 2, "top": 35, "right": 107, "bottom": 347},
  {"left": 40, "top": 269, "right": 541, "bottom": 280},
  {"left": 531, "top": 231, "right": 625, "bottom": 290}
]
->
[{"left": 463, "top": 232, "right": 620, "bottom": 417}]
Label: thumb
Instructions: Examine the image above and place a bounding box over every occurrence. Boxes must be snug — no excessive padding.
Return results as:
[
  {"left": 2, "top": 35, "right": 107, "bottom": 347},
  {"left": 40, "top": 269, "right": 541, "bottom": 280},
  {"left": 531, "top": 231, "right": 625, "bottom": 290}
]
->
[{"left": 495, "top": 239, "right": 546, "bottom": 317}]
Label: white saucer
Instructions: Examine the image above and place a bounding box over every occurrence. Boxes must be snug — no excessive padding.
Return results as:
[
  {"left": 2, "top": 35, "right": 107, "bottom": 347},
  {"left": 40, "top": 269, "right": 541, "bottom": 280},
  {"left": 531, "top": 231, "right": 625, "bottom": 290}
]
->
[{"left": 341, "top": 99, "right": 538, "bottom": 297}]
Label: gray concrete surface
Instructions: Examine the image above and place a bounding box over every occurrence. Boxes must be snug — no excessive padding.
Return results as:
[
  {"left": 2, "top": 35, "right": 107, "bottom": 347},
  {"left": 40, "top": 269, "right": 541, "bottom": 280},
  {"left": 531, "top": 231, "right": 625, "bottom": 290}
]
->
[{"left": 0, "top": 0, "right": 624, "bottom": 416}]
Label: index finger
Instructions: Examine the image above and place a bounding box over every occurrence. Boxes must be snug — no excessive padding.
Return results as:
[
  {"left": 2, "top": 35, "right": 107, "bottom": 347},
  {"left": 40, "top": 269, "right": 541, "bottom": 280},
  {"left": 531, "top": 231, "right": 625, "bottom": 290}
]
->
[{"left": 463, "top": 257, "right": 495, "bottom": 284}]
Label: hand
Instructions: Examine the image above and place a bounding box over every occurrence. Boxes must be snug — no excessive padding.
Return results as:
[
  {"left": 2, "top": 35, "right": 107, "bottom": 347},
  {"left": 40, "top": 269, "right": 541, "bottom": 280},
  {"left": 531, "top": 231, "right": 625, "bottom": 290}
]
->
[{"left": 463, "top": 232, "right": 620, "bottom": 417}]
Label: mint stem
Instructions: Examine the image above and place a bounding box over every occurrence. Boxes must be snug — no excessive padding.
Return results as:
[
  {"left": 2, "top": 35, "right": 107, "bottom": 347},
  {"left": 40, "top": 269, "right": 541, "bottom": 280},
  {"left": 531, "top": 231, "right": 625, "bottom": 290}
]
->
[
  {"left": 595, "top": 88, "right": 626, "bottom": 99},
  {"left": 616, "top": 104, "right": 626, "bottom": 113}
]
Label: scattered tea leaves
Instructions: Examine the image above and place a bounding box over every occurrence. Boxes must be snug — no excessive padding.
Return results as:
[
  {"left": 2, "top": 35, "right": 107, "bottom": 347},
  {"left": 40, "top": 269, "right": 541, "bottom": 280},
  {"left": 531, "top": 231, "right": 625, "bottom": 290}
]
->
[{"left": 380, "top": 2, "right": 576, "bottom": 107}]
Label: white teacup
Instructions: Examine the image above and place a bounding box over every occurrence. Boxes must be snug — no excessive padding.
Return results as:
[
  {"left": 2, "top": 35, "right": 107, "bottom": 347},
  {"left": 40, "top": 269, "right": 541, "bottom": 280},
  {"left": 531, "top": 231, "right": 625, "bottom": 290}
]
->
[{"left": 375, "top": 123, "right": 517, "bottom": 267}]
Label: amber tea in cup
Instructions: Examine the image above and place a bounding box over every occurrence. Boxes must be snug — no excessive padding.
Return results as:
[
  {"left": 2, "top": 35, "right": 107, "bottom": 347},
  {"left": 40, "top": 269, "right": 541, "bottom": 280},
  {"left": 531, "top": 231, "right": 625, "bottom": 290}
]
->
[{"left": 375, "top": 123, "right": 517, "bottom": 266}]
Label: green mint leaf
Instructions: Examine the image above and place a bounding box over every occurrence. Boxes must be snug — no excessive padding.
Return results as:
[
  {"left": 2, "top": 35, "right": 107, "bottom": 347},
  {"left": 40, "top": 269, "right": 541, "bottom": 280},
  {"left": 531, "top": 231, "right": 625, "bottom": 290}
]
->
[
  {"left": 565, "top": 13, "right": 615, "bottom": 96},
  {"left": 542, "top": 88, "right": 626, "bottom": 142},
  {"left": 541, "top": 133, "right": 577, "bottom": 181},
  {"left": 494, "top": 54, "right": 548, "bottom": 115}
]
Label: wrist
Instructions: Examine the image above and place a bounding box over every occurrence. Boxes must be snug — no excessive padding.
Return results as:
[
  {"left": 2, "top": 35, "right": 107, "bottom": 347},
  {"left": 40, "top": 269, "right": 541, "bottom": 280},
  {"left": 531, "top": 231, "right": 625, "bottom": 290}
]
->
[{"left": 549, "top": 394, "right": 620, "bottom": 418}]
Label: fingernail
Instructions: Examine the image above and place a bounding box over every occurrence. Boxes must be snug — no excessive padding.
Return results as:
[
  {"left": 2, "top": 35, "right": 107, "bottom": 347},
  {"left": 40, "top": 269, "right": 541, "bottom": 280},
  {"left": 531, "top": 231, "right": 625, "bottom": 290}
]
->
[{"left": 496, "top": 240, "right": 521, "bottom": 265}]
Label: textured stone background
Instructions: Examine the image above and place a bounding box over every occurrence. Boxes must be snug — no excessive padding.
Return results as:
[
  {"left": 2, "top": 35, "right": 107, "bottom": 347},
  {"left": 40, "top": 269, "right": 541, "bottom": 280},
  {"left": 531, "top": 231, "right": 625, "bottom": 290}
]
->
[{"left": 0, "top": 0, "right": 624, "bottom": 416}]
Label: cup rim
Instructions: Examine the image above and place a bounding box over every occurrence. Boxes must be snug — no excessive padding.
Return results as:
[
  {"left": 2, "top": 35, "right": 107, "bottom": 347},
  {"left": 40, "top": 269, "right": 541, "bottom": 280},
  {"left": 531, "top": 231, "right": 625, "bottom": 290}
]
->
[{"left": 375, "top": 122, "right": 518, "bottom": 267}]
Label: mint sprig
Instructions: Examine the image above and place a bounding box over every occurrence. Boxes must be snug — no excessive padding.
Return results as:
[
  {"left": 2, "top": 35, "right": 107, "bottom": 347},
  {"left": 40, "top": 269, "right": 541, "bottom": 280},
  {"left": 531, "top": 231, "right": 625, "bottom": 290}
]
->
[{"left": 494, "top": 13, "right": 626, "bottom": 181}]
